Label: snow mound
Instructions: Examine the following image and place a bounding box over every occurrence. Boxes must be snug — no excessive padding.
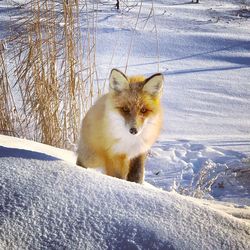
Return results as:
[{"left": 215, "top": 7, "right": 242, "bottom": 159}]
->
[{"left": 0, "top": 135, "right": 249, "bottom": 249}]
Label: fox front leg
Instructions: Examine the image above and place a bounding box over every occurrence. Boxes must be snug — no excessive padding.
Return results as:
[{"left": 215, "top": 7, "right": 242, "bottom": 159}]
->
[
  {"left": 127, "top": 153, "right": 147, "bottom": 184},
  {"left": 76, "top": 158, "right": 87, "bottom": 168},
  {"left": 105, "top": 154, "right": 129, "bottom": 180}
]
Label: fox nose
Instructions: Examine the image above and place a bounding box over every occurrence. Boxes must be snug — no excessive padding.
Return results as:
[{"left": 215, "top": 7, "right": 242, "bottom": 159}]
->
[{"left": 129, "top": 127, "right": 138, "bottom": 135}]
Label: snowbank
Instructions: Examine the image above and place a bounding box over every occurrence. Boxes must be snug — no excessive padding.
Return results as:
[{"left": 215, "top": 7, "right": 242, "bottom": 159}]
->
[
  {"left": 1, "top": 0, "right": 250, "bottom": 205},
  {"left": 0, "top": 135, "right": 249, "bottom": 249}
]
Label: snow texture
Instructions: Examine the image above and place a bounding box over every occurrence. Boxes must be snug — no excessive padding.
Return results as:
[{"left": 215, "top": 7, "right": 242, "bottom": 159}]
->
[
  {"left": 0, "top": 135, "right": 250, "bottom": 249},
  {"left": 1, "top": 0, "right": 250, "bottom": 247},
  {"left": 1, "top": 0, "right": 250, "bottom": 204}
]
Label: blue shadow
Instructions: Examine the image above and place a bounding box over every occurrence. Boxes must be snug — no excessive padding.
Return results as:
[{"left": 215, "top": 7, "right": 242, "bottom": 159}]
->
[{"left": 0, "top": 146, "right": 59, "bottom": 161}]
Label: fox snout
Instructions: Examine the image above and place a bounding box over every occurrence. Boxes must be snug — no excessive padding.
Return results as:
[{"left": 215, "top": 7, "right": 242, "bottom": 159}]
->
[
  {"left": 127, "top": 118, "right": 146, "bottom": 135},
  {"left": 127, "top": 118, "right": 143, "bottom": 135}
]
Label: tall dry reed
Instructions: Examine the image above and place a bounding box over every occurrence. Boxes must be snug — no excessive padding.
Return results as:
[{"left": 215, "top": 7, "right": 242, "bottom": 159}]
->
[{"left": 1, "top": 0, "right": 98, "bottom": 149}]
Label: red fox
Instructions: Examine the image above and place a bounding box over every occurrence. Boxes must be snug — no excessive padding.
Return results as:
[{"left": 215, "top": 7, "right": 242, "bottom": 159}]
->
[{"left": 76, "top": 69, "right": 163, "bottom": 183}]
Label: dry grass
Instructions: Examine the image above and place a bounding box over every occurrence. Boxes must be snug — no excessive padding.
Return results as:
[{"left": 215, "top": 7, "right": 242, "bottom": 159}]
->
[
  {"left": 1, "top": 0, "right": 99, "bottom": 149},
  {"left": 0, "top": 42, "right": 19, "bottom": 136}
]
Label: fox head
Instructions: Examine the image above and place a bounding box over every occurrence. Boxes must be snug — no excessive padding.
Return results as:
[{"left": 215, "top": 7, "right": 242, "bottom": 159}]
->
[{"left": 108, "top": 68, "right": 164, "bottom": 135}]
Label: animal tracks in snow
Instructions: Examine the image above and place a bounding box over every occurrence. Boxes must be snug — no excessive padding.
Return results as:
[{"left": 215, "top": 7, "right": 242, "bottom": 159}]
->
[{"left": 146, "top": 140, "right": 250, "bottom": 205}]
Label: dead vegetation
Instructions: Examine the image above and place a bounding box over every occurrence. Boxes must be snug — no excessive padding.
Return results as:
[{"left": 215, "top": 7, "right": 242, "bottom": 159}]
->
[{"left": 0, "top": 0, "right": 99, "bottom": 149}]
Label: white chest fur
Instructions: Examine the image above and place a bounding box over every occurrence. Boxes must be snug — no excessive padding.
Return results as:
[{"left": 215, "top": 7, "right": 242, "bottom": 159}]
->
[{"left": 106, "top": 110, "right": 157, "bottom": 159}]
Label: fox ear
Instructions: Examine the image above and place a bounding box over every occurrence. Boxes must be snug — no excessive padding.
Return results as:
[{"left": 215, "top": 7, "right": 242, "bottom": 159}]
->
[
  {"left": 109, "top": 69, "right": 129, "bottom": 93},
  {"left": 143, "top": 73, "right": 164, "bottom": 96}
]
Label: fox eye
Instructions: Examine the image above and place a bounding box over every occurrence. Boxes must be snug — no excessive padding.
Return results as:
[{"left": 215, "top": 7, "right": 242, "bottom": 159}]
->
[
  {"left": 122, "top": 106, "right": 130, "bottom": 113},
  {"left": 140, "top": 107, "right": 148, "bottom": 114}
]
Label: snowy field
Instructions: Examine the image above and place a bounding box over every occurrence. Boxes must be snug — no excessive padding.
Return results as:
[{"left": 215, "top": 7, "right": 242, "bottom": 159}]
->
[
  {"left": 0, "top": 135, "right": 250, "bottom": 249},
  {"left": 1, "top": 0, "right": 250, "bottom": 248},
  {"left": 1, "top": 0, "right": 249, "bottom": 204}
]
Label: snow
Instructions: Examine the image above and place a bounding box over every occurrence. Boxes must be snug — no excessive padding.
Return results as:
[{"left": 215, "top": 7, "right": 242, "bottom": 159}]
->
[
  {"left": 0, "top": 134, "right": 75, "bottom": 164},
  {"left": 1, "top": 0, "right": 250, "bottom": 247},
  {"left": 1, "top": 0, "right": 249, "bottom": 204},
  {"left": 0, "top": 135, "right": 250, "bottom": 249}
]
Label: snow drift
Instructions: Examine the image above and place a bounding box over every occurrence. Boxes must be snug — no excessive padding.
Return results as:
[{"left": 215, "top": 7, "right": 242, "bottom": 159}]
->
[{"left": 0, "top": 135, "right": 249, "bottom": 249}]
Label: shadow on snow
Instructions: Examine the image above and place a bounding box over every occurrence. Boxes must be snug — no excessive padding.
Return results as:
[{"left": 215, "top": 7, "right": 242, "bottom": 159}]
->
[{"left": 0, "top": 146, "right": 59, "bottom": 161}]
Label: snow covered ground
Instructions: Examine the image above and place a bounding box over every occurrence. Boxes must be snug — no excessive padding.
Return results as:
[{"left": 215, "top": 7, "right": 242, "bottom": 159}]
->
[
  {"left": 2, "top": 0, "right": 249, "bottom": 205},
  {"left": 1, "top": 0, "right": 250, "bottom": 247},
  {"left": 0, "top": 135, "right": 250, "bottom": 249}
]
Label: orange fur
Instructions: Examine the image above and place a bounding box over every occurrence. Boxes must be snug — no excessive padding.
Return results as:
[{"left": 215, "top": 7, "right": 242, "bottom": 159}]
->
[{"left": 128, "top": 75, "right": 146, "bottom": 84}]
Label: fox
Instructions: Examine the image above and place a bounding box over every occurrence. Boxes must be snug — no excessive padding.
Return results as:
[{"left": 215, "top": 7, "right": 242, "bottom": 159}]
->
[{"left": 76, "top": 68, "right": 164, "bottom": 184}]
